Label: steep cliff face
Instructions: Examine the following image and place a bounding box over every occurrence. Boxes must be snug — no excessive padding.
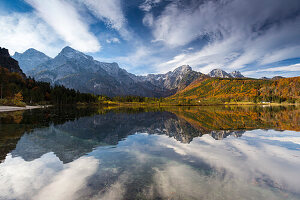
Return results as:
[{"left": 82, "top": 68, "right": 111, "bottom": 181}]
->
[{"left": 0, "top": 47, "right": 25, "bottom": 78}]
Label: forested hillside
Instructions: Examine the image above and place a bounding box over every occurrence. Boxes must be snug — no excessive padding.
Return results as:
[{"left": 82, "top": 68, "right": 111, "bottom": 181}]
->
[
  {"left": 0, "top": 67, "right": 97, "bottom": 106},
  {"left": 168, "top": 77, "right": 300, "bottom": 104}
]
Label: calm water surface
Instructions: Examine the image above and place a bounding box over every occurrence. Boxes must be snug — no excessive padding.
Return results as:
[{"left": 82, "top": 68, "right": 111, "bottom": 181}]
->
[{"left": 0, "top": 106, "right": 300, "bottom": 200}]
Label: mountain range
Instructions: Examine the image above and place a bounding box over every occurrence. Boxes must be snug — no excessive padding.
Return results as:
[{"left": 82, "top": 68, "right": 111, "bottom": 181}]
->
[
  {"left": 12, "top": 46, "right": 246, "bottom": 97},
  {"left": 208, "top": 69, "right": 244, "bottom": 78}
]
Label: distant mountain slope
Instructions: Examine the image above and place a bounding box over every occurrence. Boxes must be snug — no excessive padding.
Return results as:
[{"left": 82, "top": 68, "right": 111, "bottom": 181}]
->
[
  {"left": 208, "top": 69, "right": 232, "bottom": 78},
  {"left": 0, "top": 47, "right": 25, "bottom": 78},
  {"left": 169, "top": 76, "right": 300, "bottom": 103},
  {"left": 230, "top": 70, "right": 244, "bottom": 78},
  {"left": 13, "top": 48, "right": 51, "bottom": 73},
  {"left": 136, "top": 65, "right": 206, "bottom": 92}
]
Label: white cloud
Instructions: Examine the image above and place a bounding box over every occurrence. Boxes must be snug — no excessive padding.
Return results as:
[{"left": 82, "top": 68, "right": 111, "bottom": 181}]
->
[
  {"left": 140, "top": 0, "right": 163, "bottom": 12},
  {"left": 25, "top": 0, "right": 101, "bottom": 53},
  {"left": 0, "top": 13, "right": 62, "bottom": 57},
  {"left": 106, "top": 37, "right": 121, "bottom": 44},
  {"left": 81, "top": 0, "right": 130, "bottom": 39}
]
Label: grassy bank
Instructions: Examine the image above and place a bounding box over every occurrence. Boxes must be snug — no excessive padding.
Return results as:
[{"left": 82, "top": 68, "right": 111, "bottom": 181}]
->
[{"left": 77, "top": 100, "right": 300, "bottom": 108}]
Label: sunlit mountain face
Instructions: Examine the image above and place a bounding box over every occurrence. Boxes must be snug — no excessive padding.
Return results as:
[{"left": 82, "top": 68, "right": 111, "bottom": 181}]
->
[
  {"left": 1, "top": 0, "right": 300, "bottom": 77},
  {"left": 0, "top": 106, "right": 300, "bottom": 199}
]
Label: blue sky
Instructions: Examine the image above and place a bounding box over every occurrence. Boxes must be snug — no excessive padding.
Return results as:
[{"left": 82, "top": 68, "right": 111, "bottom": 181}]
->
[{"left": 0, "top": 0, "right": 300, "bottom": 77}]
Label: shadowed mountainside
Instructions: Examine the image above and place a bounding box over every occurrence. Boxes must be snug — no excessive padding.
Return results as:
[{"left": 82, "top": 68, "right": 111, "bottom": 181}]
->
[{"left": 0, "top": 47, "right": 25, "bottom": 78}]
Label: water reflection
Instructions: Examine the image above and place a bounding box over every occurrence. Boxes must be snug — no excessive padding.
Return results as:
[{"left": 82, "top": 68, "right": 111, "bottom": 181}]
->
[{"left": 0, "top": 106, "right": 299, "bottom": 200}]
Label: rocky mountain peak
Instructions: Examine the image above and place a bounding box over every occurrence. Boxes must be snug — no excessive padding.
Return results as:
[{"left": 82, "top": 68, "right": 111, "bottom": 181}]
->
[
  {"left": 0, "top": 47, "right": 10, "bottom": 57},
  {"left": 173, "top": 65, "right": 192, "bottom": 73},
  {"left": 58, "top": 46, "right": 93, "bottom": 60},
  {"left": 230, "top": 70, "right": 244, "bottom": 78},
  {"left": 12, "top": 48, "right": 51, "bottom": 73},
  {"left": 26, "top": 48, "right": 48, "bottom": 56},
  {"left": 208, "top": 69, "right": 232, "bottom": 78}
]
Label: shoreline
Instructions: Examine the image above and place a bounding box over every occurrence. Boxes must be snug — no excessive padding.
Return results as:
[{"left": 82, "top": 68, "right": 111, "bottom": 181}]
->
[
  {"left": 0, "top": 105, "right": 46, "bottom": 113},
  {"left": 88, "top": 101, "right": 300, "bottom": 108}
]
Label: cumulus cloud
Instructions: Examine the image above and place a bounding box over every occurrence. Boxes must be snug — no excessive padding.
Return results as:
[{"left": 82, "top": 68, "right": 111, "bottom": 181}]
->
[
  {"left": 25, "top": 0, "right": 101, "bottom": 53},
  {"left": 150, "top": 0, "right": 300, "bottom": 73},
  {"left": 81, "top": 0, "right": 130, "bottom": 39}
]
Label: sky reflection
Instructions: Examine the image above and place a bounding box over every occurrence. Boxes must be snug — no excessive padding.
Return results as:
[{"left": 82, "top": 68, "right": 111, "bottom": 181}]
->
[{"left": 1, "top": 129, "right": 299, "bottom": 200}]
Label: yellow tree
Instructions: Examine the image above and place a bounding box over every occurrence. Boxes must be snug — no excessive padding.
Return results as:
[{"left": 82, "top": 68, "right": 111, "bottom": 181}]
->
[{"left": 14, "top": 92, "right": 23, "bottom": 103}]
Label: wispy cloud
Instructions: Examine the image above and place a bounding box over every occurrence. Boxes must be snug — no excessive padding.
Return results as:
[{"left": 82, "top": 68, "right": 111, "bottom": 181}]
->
[
  {"left": 0, "top": 12, "right": 62, "bottom": 56},
  {"left": 25, "top": 0, "right": 101, "bottom": 53},
  {"left": 81, "top": 0, "right": 130, "bottom": 39},
  {"left": 149, "top": 0, "right": 300, "bottom": 74},
  {"left": 243, "top": 63, "right": 300, "bottom": 77}
]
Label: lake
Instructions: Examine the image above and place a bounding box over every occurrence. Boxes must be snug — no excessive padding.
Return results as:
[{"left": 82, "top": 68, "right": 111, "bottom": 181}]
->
[{"left": 0, "top": 105, "right": 300, "bottom": 200}]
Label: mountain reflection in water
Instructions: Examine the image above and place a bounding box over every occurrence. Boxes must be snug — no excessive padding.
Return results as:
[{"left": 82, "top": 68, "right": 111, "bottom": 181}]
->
[{"left": 0, "top": 105, "right": 299, "bottom": 200}]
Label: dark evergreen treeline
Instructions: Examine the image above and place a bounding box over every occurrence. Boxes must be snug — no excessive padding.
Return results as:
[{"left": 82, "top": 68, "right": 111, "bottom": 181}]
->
[{"left": 0, "top": 67, "right": 97, "bottom": 105}]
